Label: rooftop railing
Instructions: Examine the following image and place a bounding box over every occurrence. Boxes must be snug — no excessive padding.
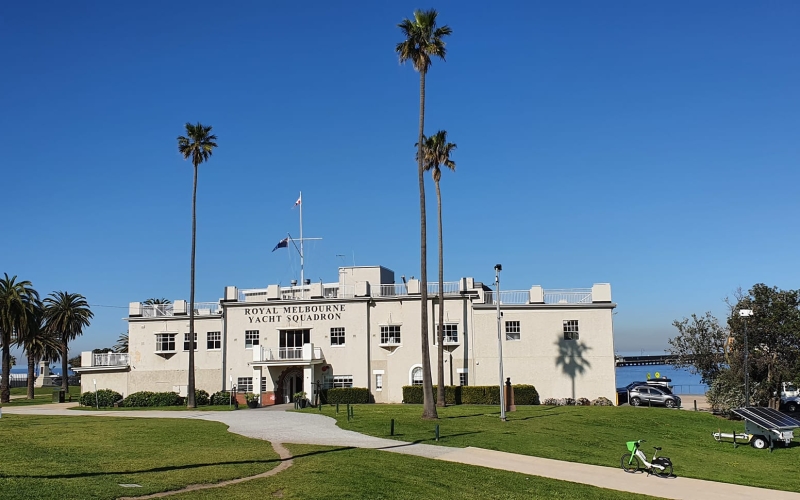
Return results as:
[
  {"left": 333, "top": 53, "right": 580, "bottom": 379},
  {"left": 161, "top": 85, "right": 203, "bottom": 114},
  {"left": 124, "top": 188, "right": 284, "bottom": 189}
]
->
[
  {"left": 485, "top": 288, "right": 593, "bottom": 305},
  {"left": 140, "top": 302, "right": 221, "bottom": 318},
  {"left": 93, "top": 352, "right": 129, "bottom": 367}
]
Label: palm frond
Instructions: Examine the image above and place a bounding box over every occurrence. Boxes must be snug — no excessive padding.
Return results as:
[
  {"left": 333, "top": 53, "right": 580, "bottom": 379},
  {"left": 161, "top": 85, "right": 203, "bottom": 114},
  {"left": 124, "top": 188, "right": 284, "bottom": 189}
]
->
[{"left": 396, "top": 9, "right": 452, "bottom": 73}]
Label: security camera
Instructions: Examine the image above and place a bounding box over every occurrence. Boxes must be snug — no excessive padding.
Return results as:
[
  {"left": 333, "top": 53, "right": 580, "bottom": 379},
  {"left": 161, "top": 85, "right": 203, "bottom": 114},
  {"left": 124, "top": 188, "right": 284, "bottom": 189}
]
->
[
  {"left": 494, "top": 264, "right": 502, "bottom": 271},
  {"left": 739, "top": 309, "right": 754, "bottom": 317}
]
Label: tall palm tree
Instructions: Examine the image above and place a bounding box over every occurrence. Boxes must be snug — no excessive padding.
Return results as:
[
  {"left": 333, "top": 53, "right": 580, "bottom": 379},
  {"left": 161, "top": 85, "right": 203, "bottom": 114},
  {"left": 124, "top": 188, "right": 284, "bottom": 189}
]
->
[
  {"left": 396, "top": 8, "right": 452, "bottom": 420},
  {"left": 420, "top": 130, "right": 457, "bottom": 407},
  {"left": 43, "top": 291, "right": 93, "bottom": 393},
  {"left": 114, "top": 332, "right": 129, "bottom": 353},
  {"left": 177, "top": 122, "right": 218, "bottom": 408},
  {"left": 18, "top": 302, "right": 61, "bottom": 399},
  {"left": 0, "top": 274, "right": 39, "bottom": 403}
]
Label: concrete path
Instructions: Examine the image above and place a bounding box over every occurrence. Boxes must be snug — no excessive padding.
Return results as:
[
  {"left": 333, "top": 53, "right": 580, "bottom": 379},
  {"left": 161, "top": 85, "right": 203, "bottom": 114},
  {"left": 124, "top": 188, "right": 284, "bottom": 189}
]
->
[{"left": 4, "top": 403, "right": 799, "bottom": 499}]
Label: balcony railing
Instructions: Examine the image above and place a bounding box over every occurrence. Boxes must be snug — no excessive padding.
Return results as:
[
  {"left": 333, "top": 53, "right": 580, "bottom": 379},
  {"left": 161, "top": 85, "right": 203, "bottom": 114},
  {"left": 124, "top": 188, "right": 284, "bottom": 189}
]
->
[
  {"left": 141, "top": 302, "right": 220, "bottom": 317},
  {"left": 142, "top": 304, "right": 173, "bottom": 317},
  {"left": 93, "top": 352, "right": 129, "bottom": 367},
  {"left": 375, "top": 284, "right": 407, "bottom": 297},
  {"left": 485, "top": 288, "right": 593, "bottom": 305},
  {"left": 427, "top": 281, "right": 460, "bottom": 295},
  {"left": 255, "top": 345, "right": 323, "bottom": 363}
]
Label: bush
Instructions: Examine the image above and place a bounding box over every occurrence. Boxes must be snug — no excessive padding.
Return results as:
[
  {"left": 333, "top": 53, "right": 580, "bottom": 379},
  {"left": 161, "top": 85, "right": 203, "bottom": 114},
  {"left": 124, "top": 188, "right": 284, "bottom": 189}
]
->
[
  {"left": 513, "top": 385, "right": 540, "bottom": 405},
  {"left": 577, "top": 397, "right": 591, "bottom": 406},
  {"left": 194, "top": 389, "right": 210, "bottom": 406},
  {"left": 79, "top": 389, "right": 122, "bottom": 408},
  {"left": 402, "top": 385, "right": 539, "bottom": 405},
  {"left": 122, "top": 391, "right": 184, "bottom": 407},
  {"left": 402, "top": 385, "right": 462, "bottom": 405},
  {"left": 210, "top": 391, "right": 233, "bottom": 405},
  {"left": 707, "top": 371, "right": 746, "bottom": 416},
  {"left": 543, "top": 398, "right": 559, "bottom": 406},
  {"left": 321, "top": 387, "right": 370, "bottom": 404},
  {"left": 591, "top": 397, "right": 613, "bottom": 406}
]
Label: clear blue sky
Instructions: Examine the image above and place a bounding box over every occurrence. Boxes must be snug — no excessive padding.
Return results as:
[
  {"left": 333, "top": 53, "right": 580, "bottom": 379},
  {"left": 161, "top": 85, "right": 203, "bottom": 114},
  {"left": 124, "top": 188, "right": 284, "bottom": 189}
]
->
[{"left": 2, "top": 1, "right": 798, "bottom": 359}]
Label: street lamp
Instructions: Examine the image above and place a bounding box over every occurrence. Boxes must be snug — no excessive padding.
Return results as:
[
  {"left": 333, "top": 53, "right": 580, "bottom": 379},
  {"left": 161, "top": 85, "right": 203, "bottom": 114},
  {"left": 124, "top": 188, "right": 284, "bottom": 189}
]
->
[
  {"left": 495, "top": 264, "right": 506, "bottom": 421},
  {"left": 739, "top": 309, "right": 753, "bottom": 407}
]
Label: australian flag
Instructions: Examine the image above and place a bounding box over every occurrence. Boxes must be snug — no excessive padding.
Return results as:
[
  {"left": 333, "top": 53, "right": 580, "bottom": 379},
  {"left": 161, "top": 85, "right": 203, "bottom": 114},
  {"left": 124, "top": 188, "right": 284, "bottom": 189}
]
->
[{"left": 272, "top": 237, "right": 289, "bottom": 252}]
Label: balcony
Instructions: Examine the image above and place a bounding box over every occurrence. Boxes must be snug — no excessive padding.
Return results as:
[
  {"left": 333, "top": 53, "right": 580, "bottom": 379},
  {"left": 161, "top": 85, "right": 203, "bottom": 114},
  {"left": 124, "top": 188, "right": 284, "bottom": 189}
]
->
[
  {"left": 252, "top": 343, "right": 324, "bottom": 365},
  {"left": 93, "top": 353, "right": 129, "bottom": 367},
  {"left": 138, "top": 302, "right": 221, "bottom": 318},
  {"left": 73, "top": 351, "right": 130, "bottom": 373}
]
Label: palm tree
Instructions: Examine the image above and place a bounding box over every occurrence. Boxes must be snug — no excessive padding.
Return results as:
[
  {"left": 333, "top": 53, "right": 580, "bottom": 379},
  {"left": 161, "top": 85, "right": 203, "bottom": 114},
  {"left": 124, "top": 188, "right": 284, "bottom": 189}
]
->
[
  {"left": 177, "top": 122, "right": 218, "bottom": 408},
  {"left": 420, "top": 130, "right": 457, "bottom": 407},
  {"left": 396, "top": 8, "right": 452, "bottom": 420},
  {"left": 18, "top": 302, "right": 61, "bottom": 399},
  {"left": 114, "top": 332, "right": 129, "bottom": 353},
  {"left": 143, "top": 298, "right": 171, "bottom": 305},
  {"left": 0, "top": 274, "right": 39, "bottom": 403},
  {"left": 43, "top": 291, "right": 93, "bottom": 393}
]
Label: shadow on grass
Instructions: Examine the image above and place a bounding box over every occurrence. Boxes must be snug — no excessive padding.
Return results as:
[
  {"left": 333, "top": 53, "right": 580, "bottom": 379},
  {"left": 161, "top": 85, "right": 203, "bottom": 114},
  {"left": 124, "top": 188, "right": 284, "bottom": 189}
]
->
[{"left": 2, "top": 447, "right": 355, "bottom": 480}]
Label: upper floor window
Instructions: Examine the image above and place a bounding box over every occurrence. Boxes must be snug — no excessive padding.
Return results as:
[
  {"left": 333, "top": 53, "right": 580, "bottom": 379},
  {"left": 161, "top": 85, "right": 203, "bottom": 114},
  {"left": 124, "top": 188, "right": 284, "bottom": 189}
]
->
[
  {"left": 505, "top": 321, "right": 520, "bottom": 341},
  {"left": 207, "top": 331, "right": 221, "bottom": 350},
  {"left": 563, "top": 320, "right": 579, "bottom": 340},
  {"left": 245, "top": 330, "right": 259, "bottom": 348},
  {"left": 380, "top": 325, "right": 401, "bottom": 345},
  {"left": 330, "top": 327, "right": 345, "bottom": 346},
  {"left": 183, "top": 333, "right": 197, "bottom": 351},
  {"left": 156, "top": 333, "right": 176, "bottom": 352},
  {"left": 434, "top": 324, "right": 458, "bottom": 344}
]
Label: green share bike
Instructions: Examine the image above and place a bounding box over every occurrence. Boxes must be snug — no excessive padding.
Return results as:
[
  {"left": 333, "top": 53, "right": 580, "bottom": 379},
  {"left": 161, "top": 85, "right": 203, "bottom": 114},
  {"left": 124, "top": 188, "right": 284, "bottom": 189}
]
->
[{"left": 621, "top": 440, "right": 673, "bottom": 477}]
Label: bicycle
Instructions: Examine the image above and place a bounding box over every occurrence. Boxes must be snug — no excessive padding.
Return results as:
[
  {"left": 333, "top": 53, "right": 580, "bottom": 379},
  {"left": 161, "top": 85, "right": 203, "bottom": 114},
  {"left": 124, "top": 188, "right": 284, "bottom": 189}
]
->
[{"left": 620, "top": 440, "right": 673, "bottom": 477}]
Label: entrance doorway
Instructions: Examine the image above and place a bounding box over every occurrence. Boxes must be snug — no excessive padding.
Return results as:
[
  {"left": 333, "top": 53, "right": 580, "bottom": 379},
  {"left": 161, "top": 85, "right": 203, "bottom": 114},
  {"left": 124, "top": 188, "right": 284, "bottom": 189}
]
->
[{"left": 281, "top": 369, "right": 303, "bottom": 404}]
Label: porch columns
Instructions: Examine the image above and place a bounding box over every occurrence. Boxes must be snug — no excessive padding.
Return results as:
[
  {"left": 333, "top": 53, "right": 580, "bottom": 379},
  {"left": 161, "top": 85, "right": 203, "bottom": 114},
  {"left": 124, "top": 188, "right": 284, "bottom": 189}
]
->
[
  {"left": 252, "top": 366, "right": 262, "bottom": 405},
  {"left": 303, "top": 365, "right": 314, "bottom": 404}
]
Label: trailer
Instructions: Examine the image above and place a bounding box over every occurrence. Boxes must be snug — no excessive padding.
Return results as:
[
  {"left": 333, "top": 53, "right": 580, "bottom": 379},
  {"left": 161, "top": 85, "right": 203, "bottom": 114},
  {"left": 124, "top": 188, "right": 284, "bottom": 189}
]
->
[{"left": 728, "top": 407, "right": 800, "bottom": 450}]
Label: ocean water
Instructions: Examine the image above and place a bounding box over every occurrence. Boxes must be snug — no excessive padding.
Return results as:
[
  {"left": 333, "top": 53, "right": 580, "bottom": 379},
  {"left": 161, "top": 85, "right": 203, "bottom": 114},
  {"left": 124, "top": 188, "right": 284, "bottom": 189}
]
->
[{"left": 616, "top": 364, "right": 707, "bottom": 395}]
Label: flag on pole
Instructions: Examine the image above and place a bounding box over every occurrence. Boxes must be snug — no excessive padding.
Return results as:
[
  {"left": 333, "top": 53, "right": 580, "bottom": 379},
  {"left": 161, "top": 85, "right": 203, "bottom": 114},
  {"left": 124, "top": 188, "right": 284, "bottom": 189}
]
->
[
  {"left": 293, "top": 193, "right": 302, "bottom": 208},
  {"left": 272, "top": 237, "right": 289, "bottom": 252}
]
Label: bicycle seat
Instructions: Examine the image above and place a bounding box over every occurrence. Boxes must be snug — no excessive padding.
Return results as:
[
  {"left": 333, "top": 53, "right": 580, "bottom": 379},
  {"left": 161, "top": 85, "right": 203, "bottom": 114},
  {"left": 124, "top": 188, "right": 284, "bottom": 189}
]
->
[{"left": 653, "top": 447, "right": 662, "bottom": 451}]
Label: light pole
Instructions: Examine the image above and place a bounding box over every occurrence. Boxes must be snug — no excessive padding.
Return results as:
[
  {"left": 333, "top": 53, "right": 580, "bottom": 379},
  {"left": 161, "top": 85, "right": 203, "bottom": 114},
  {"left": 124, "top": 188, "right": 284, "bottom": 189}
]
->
[
  {"left": 495, "top": 264, "right": 506, "bottom": 421},
  {"left": 739, "top": 309, "right": 753, "bottom": 407}
]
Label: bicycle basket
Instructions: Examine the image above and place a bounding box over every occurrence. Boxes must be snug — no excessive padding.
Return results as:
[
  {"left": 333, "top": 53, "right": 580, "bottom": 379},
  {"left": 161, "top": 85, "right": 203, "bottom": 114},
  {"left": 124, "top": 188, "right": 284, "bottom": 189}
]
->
[{"left": 626, "top": 441, "right": 638, "bottom": 452}]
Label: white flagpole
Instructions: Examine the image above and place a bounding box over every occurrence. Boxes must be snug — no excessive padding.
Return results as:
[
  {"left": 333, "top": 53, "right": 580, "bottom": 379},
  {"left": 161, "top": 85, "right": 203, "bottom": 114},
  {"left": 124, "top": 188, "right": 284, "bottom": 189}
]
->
[{"left": 299, "top": 192, "right": 304, "bottom": 288}]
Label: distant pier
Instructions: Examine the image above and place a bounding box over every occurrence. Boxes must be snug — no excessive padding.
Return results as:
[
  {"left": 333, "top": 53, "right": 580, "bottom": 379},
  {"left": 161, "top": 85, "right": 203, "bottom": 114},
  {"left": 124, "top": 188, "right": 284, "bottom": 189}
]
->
[{"left": 615, "top": 355, "right": 674, "bottom": 367}]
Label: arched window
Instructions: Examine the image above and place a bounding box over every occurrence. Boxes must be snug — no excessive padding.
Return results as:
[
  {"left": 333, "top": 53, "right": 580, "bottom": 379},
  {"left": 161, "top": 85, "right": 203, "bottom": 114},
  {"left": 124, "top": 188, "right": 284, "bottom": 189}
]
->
[{"left": 411, "top": 366, "right": 423, "bottom": 386}]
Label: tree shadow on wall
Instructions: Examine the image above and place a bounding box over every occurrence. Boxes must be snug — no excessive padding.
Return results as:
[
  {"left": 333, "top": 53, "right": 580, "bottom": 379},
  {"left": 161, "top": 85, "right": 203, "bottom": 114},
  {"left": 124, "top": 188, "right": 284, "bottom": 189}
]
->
[{"left": 555, "top": 339, "right": 592, "bottom": 400}]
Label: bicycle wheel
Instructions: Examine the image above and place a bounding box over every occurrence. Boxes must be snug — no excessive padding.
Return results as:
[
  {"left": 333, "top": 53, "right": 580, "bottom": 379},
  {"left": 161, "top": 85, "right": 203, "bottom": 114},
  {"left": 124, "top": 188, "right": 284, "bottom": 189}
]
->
[
  {"left": 621, "top": 453, "right": 639, "bottom": 473},
  {"left": 652, "top": 458, "right": 672, "bottom": 478}
]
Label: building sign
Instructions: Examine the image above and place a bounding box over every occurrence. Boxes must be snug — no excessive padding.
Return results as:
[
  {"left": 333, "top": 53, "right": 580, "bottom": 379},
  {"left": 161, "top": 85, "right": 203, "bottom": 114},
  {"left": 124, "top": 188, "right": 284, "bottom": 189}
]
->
[{"left": 244, "top": 304, "right": 346, "bottom": 324}]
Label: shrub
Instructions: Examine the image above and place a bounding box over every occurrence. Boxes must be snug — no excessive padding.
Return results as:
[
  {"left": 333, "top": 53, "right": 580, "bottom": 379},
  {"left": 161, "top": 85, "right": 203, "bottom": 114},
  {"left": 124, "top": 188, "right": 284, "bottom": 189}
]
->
[
  {"left": 402, "top": 386, "right": 462, "bottom": 405},
  {"left": 543, "top": 398, "right": 559, "bottom": 406},
  {"left": 210, "top": 391, "right": 233, "bottom": 405},
  {"left": 707, "top": 371, "right": 745, "bottom": 416},
  {"left": 79, "top": 389, "right": 122, "bottom": 408},
  {"left": 462, "top": 386, "right": 501, "bottom": 405},
  {"left": 402, "top": 385, "right": 539, "bottom": 405},
  {"left": 592, "top": 397, "right": 613, "bottom": 406},
  {"left": 321, "top": 387, "right": 370, "bottom": 404},
  {"left": 577, "top": 397, "right": 591, "bottom": 406},
  {"left": 513, "top": 385, "right": 540, "bottom": 405},
  {"left": 194, "top": 389, "right": 210, "bottom": 406},
  {"left": 122, "top": 391, "right": 184, "bottom": 407}
]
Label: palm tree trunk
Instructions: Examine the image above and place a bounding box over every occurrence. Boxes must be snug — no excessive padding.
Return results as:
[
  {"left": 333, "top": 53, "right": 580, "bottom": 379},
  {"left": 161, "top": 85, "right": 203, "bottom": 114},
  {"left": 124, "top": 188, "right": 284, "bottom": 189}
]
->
[
  {"left": 418, "top": 69, "right": 437, "bottom": 420},
  {"left": 1, "top": 342, "right": 10, "bottom": 403},
  {"left": 187, "top": 163, "right": 198, "bottom": 408},
  {"left": 61, "top": 339, "right": 68, "bottom": 393},
  {"left": 436, "top": 179, "right": 445, "bottom": 407},
  {"left": 27, "top": 354, "right": 35, "bottom": 399}
]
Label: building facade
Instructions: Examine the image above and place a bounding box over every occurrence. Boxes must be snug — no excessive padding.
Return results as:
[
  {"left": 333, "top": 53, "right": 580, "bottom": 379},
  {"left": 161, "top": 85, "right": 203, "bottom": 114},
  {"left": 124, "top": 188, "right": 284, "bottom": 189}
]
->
[{"left": 76, "top": 265, "right": 617, "bottom": 405}]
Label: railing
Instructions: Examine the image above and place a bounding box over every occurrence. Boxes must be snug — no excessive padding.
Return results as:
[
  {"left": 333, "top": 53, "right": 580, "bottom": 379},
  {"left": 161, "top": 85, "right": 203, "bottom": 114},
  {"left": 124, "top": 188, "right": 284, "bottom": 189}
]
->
[
  {"left": 670, "top": 384, "right": 709, "bottom": 395},
  {"left": 193, "top": 302, "right": 221, "bottom": 315},
  {"left": 485, "top": 291, "right": 530, "bottom": 305},
  {"left": 142, "top": 304, "right": 173, "bottom": 317},
  {"left": 427, "top": 281, "right": 460, "bottom": 295},
  {"left": 258, "top": 346, "right": 323, "bottom": 362},
  {"left": 544, "top": 289, "right": 592, "bottom": 304},
  {"left": 375, "top": 284, "right": 407, "bottom": 297},
  {"left": 240, "top": 289, "right": 268, "bottom": 302},
  {"left": 141, "top": 302, "right": 220, "bottom": 317},
  {"left": 93, "top": 353, "right": 129, "bottom": 367}
]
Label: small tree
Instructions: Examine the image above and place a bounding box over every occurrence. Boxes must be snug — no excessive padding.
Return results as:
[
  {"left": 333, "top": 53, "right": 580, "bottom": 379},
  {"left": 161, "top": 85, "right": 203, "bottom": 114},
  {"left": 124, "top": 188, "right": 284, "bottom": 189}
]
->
[{"left": 668, "top": 312, "right": 728, "bottom": 385}]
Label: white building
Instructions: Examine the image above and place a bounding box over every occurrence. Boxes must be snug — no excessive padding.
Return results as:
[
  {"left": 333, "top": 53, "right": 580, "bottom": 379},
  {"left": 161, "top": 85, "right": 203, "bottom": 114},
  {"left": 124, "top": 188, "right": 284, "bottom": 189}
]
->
[{"left": 76, "top": 265, "right": 617, "bottom": 405}]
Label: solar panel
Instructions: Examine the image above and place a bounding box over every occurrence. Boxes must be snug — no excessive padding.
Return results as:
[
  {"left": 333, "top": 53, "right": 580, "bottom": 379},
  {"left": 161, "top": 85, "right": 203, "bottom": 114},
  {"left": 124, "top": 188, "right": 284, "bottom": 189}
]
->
[{"left": 732, "top": 407, "right": 800, "bottom": 430}]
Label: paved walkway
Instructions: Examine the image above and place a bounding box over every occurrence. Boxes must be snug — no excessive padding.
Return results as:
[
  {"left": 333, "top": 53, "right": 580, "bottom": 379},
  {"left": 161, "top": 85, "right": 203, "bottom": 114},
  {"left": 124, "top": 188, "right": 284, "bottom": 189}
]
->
[{"left": 4, "top": 403, "right": 798, "bottom": 500}]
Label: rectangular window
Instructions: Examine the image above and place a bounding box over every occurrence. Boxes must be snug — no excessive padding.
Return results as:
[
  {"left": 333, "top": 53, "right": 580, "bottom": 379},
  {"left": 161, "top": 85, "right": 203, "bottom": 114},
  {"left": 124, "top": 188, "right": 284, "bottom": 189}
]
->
[
  {"left": 505, "top": 321, "right": 521, "bottom": 341},
  {"left": 261, "top": 377, "right": 267, "bottom": 392},
  {"left": 380, "top": 325, "right": 401, "bottom": 345},
  {"left": 434, "top": 324, "right": 459, "bottom": 344},
  {"left": 322, "top": 375, "right": 333, "bottom": 390},
  {"left": 245, "top": 330, "right": 259, "bottom": 348},
  {"left": 459, "top": 372, "right": 468, "bottom": 386},
  {"left": 237, "top": 377, "right": 253, "bottom": 393},
  {"left": 207, "top": 331, "right": 221, "bottom": 350},
  {"left": 330, "top": 327, "right": 345, "bottom": 346},
  {"left": 563, "top": 320, "right": 579, "bottom": 340},
  {"left": 183, "top": 333, "right": 197, "bottom": 351},
  {"left": 156, "top": 333, "right": 176, "bottom": 352},
  {"left": 375, "top": 373, "right": 383, "bottom": 390},
  {"left": 333, "top": 375, "right": 353, "bottom": 388}
]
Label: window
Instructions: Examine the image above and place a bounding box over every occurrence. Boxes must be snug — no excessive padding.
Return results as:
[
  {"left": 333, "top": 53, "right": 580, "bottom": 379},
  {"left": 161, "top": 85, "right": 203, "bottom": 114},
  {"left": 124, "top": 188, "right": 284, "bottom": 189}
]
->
[
  {"left": 322, "top": 375, "right": 333, "bottom": 389},
  {"left": 207, "top": 331, "right": 221, "bottom": 350},
  {"left": 411, "top": 366, "right": 423, "bottom": 386},
  {"left": 459, "top": 372, "right": 468, "bottom": 386},
  {"left": 563, "top": 320, "right": 579, "bottom": 340},
  {"left": 333, "top": 375, "right": 353, "bottom": 388},
  {"left": 505, "top": 321, "right": 520, "bottom": 341},
  {"left": 375, "top": 373, "right": 383, "bottom": 390},
  {"left": 261, "top": 377, "right": 267, "bottom": 392},
  {"left": 330, "top": 327, "right": 345, "bottom": 346},
  {"left": 245, "top": 330, "right": 259, "bottom": 348},
  {"left": 237, "top": 377, "right": 253, "bottom": 393},
  {"left": 434, "top": 324, "right": 458, "bottom": 344},
  {"left": 183, "top": 333, "right": 197, "bottom": 351},
  {"left": 156, "top": 333, "right": 176, "bottom": 352},
  {"left": 380, "top": 325, "right": 401, "bottom": 345}
]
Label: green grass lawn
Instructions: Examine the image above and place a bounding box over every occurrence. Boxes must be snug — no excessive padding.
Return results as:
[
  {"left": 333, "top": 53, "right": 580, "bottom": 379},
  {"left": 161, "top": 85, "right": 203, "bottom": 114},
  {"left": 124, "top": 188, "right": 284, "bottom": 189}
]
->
[
  {"left": 302, "top": 404, "right": 800, "bottom": 493},
  {"left": 69, "top": 404, "right": 237, "bottom": 411},
  {"left": 0, "top": 415, "right": 658, "bottom": 500},
  {"left": 1, "top": 386, "right": 82, "bottom": 407}
]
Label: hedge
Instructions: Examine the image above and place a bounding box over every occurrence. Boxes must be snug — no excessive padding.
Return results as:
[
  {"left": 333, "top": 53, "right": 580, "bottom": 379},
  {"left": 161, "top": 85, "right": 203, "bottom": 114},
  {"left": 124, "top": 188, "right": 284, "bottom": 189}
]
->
[
  {"left": 122, "top": 391, "right": 184, "bottom": 407},
  {"left": 402, "top": 385, "right": 539, "bottom": 405},
  {"left": 194, "top": 389, "right": 210, "bottom": 406},
  {"left": 320, "top": 387, "right": 370, "bottom": 404},
  {"left": 79, "top": 389, "right": 122, "bottom": 408},
  {"left": 210, "top": 391, "right": 234, "bottom": 405}
]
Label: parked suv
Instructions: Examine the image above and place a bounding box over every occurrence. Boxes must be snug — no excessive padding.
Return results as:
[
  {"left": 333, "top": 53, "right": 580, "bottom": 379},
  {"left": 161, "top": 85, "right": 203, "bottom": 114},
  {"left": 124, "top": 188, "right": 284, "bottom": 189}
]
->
[{"left": 629, "top": 385, "right": 681, "bottom": 408}]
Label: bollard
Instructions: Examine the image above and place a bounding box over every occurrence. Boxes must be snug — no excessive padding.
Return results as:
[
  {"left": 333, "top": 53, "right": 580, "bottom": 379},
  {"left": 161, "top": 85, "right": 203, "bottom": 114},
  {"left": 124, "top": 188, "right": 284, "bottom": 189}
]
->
[
  {"left": 733, "top": 429, "right": 737, "bottom": 449},
  {"left": 435, "top": 424, "right": 440, "bottom": 441},
  {"left": 391, "top": 418, "right": 395, "bottom": 436},
  {"left": 319, "top": 403, "right": 322, "bottom": 412},
  {"left": 694, "top": 400, "right": 697, "bottom": 411},
  {"left": 336, "top": 403, "right": 339, "bottom": 414},
  {"left": 347, "top": 404, "right": 351, "bottom": 421},
  {"left": 350, "top": 405, "right": 354, "bottom": 419}
]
